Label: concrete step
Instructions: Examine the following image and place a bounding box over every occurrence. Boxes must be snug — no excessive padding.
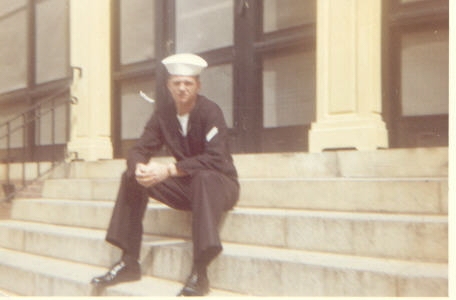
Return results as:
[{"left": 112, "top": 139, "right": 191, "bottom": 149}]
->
[
  {"left": 6, "top": 201, "right": 448, "bottom": 262},
  {"left": 14, "top": 180, "right": 44, "bottom": 199},
  {"left": 42, "top": 178, "right": 120, "bottom": 201},
  {"left": 0, "top": 230, "right": 447, "bottom": 296},
  {"left": 57, "top": 147, "right": 448, "bottom": 180},
  {"left": 236, "top": 147, "right": 448, "bottom": 178},
  {"left": 238, "top": 177, "right": 447, "bottom": 213},
  {"left": 0, "top": 147, "right": 448, "bottom": 297},
  {"left": 0, "top": 247, "right": 242, "bottom": 297},
  {"left": 0, "top": 202, "right": 11, "bottom": 220},
  {"left": 0, "top": 161, "right": 55, "bottom": 183},
  {"left": 0, "top": 288, "right": 18, "bottom": 297},
  {"left": 41, "top": 177, "right": 448, "bottom": 214},
  {"left": 144, "top": 239, "right": 447, "bottom": 297}
]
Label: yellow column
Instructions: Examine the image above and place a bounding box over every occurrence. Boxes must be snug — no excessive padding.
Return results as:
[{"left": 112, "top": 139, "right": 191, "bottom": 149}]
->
[
  {"left": 308, "top": 0, "right": 388, "bottom": 152},
  {"left": 67, "top": 0, "right": 113, "bottom": 161}
]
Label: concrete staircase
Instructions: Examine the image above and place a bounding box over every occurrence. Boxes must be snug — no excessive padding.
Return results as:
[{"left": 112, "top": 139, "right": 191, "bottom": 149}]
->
[{"left": 0, "top": 147, "right": 448, "bottom": 296}]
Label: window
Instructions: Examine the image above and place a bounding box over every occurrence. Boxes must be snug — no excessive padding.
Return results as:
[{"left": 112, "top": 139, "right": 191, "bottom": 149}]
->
[
  {"left": 200, "top": 64, "right": 233, "bottom": 127},
  {"left": 175, "top": 0, "right": 233, "bottom": 53},
  {"left": 119, "top": 0, "right": 155, "bottom": 65},
  {"left": 263, "top": 0, "right": 315, "bottom": 32},
  {"left": 0, "top": 0, "right": 71, "bottom": 161},
  {"left": 112, "top": 0, "right": 156, "bottom": 155},
  {"left": 0, "top": 0, "right": 28, "bottom": 93},
  {"left": 35, "top": 0, "right": 69, "bottom": 84},
  {"left": 400, "top": 28, "right": 448, "bottom": 116},
  {"left": 113, "top": 0, "right": 316, "bottom": 155},
  {"left": 120, "top": 78, "right": 156, "bottom": 140},
  {"left": 263, "top": 51, "right": 315, "bottom": 128},
  {"left": 387, "top": 0, "right": 449, "bottom": 147},
  {"left": 258, "top": 0, "right": 316, "bottom": 151}
]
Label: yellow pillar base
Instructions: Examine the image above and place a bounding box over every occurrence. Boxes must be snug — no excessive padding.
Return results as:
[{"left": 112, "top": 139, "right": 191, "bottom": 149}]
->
[
  {"left": 67, "top": 137, "right": 113, "bottom": 161},
  {"left": 309, "top": 118, "right": 388, "bottom": 152}
]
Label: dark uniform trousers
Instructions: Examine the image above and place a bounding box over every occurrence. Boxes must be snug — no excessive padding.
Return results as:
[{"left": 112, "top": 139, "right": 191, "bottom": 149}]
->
[{"left": 105, "top": 169, "right": 240, "bottom": 266}]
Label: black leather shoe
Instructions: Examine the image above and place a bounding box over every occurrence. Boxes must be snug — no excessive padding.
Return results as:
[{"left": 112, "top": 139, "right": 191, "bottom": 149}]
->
[
  {"left": 177, "top": 269, "right": 209, "bottom": 296},
  {"left": 91, "top": 260, "right": 141, "bottom": 287}
]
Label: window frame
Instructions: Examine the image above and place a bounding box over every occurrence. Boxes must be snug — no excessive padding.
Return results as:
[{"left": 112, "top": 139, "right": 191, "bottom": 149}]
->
[
  {"left": 0, "top": 0, "right": 72, "bottom": 162},
  {"left": 385, "top": 0, "right": 449, "bottom": 148}
]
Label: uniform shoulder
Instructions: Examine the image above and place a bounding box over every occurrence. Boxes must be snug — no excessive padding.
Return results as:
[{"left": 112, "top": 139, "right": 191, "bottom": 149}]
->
[{"left": 197, "top": 95, "right": 222, "bottom": 112}]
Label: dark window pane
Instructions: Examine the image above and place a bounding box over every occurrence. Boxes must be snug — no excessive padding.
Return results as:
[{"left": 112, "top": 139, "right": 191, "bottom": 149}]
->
[
  {"left": 176, "top": 0, "right": 233, "bottom": 53},
  {"left": 401, "top": 29, "right": 448, "bottom": 116},
  {"left": 263, "top": 50, "right": 315, "bottom": 128},
  {"left": 263, "top": 0, "right": 315, "bottom": 33}
]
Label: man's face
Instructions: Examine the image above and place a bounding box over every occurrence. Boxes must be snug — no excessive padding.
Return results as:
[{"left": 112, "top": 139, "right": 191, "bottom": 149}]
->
[{"left": 167, "top": 75, "right": 200, "bottom": 108}]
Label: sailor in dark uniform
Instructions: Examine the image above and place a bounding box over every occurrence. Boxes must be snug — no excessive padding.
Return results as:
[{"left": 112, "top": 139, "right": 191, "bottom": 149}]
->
[{"left": 91, "top": 53, "right": 239, "bottom": 296}]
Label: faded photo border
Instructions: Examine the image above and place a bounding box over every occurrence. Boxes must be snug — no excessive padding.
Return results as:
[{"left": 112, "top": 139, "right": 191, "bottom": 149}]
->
[{"left": 448, "top": 1, "right": 455, "bottom": 298}]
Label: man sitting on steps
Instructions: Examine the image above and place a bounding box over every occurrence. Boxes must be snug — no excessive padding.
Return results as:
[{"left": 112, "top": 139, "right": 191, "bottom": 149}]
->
[{"left": 90, "top": 53, "right": 240, "bottom": 296}]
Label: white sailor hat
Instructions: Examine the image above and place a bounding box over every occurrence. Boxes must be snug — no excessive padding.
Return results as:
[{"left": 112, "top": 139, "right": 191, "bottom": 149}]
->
[{"left": 162, "top": 53, "right": 208, "bottom": 76}]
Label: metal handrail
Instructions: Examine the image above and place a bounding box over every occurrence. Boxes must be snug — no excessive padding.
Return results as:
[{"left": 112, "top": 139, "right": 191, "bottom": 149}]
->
[{"left": 0, "top": 86, "right": 77, "bottom": 202}]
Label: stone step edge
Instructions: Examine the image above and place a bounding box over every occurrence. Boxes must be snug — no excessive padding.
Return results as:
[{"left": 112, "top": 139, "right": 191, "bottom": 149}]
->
[
  {"left": 57, "top": 147, "right": 449, "bottom": 177},
  {"left": 0, "top": 288, "right": 18, "bottom": 297},
  {"left": 222, "top": 243, "right": 447, "bottom": 279},
  {"left": 43, "top": 176, "right": 448, "bottom": 183},
  {"left": 0, "top": 220, "right": 447, "bottom": 280},
  {"left": 0, "top": 247, "right": 243, "bottom": 297},
  {"left": 10, "top": 199, "right": 450, "bottom": 221}
]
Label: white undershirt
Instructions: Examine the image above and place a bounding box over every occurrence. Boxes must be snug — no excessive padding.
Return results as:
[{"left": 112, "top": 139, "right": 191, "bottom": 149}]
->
[{"left": 177, "top": 113, "right": 190, "bottom": 136}]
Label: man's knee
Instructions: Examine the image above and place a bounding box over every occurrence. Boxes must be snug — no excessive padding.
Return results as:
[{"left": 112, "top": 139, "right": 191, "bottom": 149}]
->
[
  {"left": 191, "top": 170, "right": 217, "bottom": 184},
  {"left": 191, "top": 170, "right": 238, "bottom": 208}
]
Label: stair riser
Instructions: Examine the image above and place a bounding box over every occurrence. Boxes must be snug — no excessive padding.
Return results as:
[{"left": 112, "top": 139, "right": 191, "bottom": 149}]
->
[
  {"left": 0, "top": 162, "right": 56, "bottom": 183},
  {"left": 0, "top": 263, "right": 93, "bottom": 296},
  {"left": 58, "top": 148, "right": 448, "bottom": 179},
  {"left": 236, "top": 148, "right": 448, "bottom": 178},
  {"left": 7, "top": 202, "right": 448, "bottom": 262},
  {"left": 241, "top": 179, "right": 447, "bottom": 213},
  {"left": 0, "top": 225, "right": 121, "bottom": 267},
  {"left": 15, "top": 182, "right": 44, "bottom": 199},
  {"left": 147, "top": 244, "right": 447, "bottom": 297},
  {"left": 221, "top": 212, "right": 448, "bottom": 263},
  {"left": 12, "top": 200, "right": 112, "bottom": 229},
  {"left": 215, "top": 256, "right": 447, "bottom": 296},
  {"left": 42, "top": 179, "right": 448, "bottom": 214},
  {"left": 42, "top": 179, "right": 120, "bottom": 201}
]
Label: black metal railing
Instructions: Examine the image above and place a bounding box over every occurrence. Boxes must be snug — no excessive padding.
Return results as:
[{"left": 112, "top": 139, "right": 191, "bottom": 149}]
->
[{"left": 0, "top": 87, "right": 77, "bottom": 202}]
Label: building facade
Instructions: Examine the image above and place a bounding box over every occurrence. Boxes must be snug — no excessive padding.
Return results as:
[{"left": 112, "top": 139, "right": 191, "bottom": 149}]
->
[{"left": 0, "top": 0, "right": 449, "bottom": 162}]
